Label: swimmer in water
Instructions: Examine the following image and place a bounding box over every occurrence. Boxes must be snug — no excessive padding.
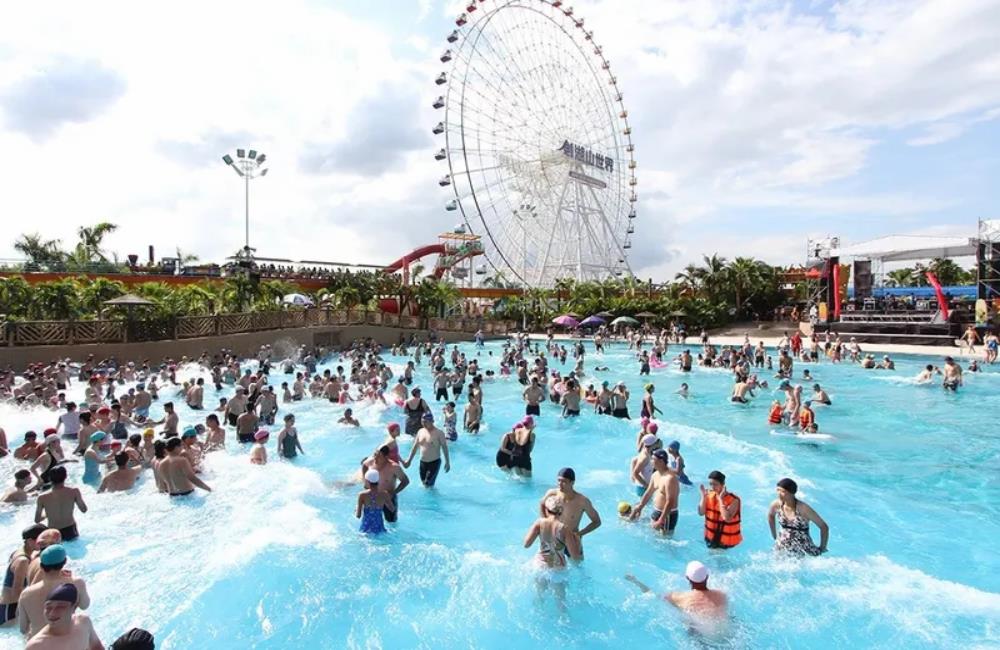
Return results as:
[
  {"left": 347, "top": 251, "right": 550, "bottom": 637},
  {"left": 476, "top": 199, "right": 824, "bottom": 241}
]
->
[
  {"left": 798, "top": 401, "right": 818, "bottom": 433},
  {"left": 250, "top": 430, "right": 269, "bottom": 464},
  {"left": 915, "top": 364, "right": 941, "bottom": 383},
  {"left": 802, "top": 369, "right": 812, "bottom": 381},
  {"left": 942, "top": 356, "right": 963, "bottom": 391},
  {"left": 811, "top": 384, "right": 831, "bottom": 405},
  {"left": 625, "top": 561, "right": 728, "bottom": 637},
  {"left": 676, "top": 383, "right": 689, "bottom": 398},
  {"left": 337, "top": 408, "right": 360, "bottom": 427}
]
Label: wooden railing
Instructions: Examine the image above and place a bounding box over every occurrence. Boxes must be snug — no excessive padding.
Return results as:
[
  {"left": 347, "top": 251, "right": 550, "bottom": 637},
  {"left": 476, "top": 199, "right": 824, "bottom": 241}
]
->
[{"left": 0, "top": 309, "right": 514, "bottom": 347}]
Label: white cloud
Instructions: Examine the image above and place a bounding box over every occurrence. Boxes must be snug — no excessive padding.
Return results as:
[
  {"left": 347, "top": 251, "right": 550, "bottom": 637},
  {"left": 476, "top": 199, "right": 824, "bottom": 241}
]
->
[{"left": 0, "top": 0, "right": 997, "bottom": 282}]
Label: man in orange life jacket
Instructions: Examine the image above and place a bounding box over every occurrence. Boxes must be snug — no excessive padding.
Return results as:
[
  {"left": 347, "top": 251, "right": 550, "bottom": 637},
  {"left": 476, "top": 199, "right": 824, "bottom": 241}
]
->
[{"left": 698, "top": 470, "right": 742, "bottom": 549}]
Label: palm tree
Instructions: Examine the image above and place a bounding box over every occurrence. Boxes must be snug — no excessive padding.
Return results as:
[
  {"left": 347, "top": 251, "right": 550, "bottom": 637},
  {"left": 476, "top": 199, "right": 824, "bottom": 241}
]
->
[
  {"left": 72, "top": 222, "right": 118, "bottom": 267},
  {"left": 927, "top": 258, "right": 970, "bottom": 286},
  {"left": 727, "top": 257, "right": 760, "bottom": 315},
  {"left": 14, "top": 234, "right": 65, "bottom": 270},
  {"left": 674, "top": 264, "right": 702, "bottom": 292},
  {"left": 886, "top": 269, "right": 914, "bottom": 288}
]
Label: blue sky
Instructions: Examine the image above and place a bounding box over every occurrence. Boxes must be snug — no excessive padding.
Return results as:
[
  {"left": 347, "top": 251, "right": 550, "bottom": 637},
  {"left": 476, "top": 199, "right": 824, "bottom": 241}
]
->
[{"left": 0, "top": 0, "right": 997, "bottom": 281}]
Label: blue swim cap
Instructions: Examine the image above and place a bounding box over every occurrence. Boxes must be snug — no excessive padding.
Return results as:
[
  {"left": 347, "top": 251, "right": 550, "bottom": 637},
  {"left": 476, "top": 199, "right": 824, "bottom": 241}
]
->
[
  {"left": 40, "top": 544, "right": 67, "bottom": 566},
  {"left": 182, "top": 427, "right": 197, "bottom": 438},
  {"left": 90, "top": 431, "right": 106, "bottom": 444},
  {"left": 668, "top": 440, "right": 680, "bottom": 450}
]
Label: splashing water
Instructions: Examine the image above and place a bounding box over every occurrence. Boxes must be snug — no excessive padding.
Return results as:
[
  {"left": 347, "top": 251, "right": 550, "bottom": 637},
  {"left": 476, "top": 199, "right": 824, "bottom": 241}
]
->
[{"left": 0, "top": 340, "right": 997, "bottom": 649}]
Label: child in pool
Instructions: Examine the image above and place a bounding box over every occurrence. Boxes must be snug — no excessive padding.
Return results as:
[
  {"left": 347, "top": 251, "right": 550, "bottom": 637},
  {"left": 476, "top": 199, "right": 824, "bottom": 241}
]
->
[
  {"left": 356, "top": 469, "right": 394, "bottom": 534},
  {"left": 443, "top": 402, "right": 458, "bottom": 441},
  {"left": 250, "top": 430, "right": 268, "bottom": 465}
]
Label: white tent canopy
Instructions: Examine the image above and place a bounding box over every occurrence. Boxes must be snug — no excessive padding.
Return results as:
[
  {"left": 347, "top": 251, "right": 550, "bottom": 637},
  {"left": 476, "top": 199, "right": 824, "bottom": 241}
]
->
[{"left": 828, "top": 235, "right": 977, "bottom": 262}]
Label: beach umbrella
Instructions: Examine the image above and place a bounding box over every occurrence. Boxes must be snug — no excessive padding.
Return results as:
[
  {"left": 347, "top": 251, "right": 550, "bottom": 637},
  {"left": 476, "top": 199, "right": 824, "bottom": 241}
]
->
[
  {"left": 282, "top": 293, "right": 314, "bottom": 307},
  {"left": 579, "top": 315, "right": 605, "bottom": 327},
  {"left": 595, "top": 311, "right": 615, "bottom": 318},
  {"left": 552, "top": 314, "right": 580, "bottom": 328},
  {"left": 635, "top": 311, "right": 657, "bottom": 319},
  {"left": 610, "top": 316, "right": 639, "bottom": 326}
]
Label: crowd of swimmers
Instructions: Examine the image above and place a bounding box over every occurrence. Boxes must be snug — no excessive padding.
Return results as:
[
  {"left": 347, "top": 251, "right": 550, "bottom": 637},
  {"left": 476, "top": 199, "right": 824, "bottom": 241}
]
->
[{"left": 3, "top": 319, "right": 995, "bottom": 643}]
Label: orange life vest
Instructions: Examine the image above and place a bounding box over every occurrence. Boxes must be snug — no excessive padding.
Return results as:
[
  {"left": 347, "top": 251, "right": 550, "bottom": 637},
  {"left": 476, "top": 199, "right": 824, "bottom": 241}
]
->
[
  {"left": 799, "top": 408, "right": 814, "bottom": 428},
  {"left": 704, "top": 491, "right": 742, "bottom": 549},
  {"left": 768, "top": 404, "right": 783, "bottom": 424}
]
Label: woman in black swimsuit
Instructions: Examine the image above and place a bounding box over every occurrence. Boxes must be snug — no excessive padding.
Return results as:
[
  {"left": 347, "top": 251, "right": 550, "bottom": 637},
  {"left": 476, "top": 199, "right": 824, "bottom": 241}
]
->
[{"left": 403, "top": 388, "right": 430, "bottom": 436}]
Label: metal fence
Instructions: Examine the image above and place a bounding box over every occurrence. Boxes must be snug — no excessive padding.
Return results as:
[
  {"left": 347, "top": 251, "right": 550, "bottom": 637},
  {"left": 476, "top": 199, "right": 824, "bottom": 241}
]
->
[{"left": 0, "top": 309, "right": 514, "bottom": 347}]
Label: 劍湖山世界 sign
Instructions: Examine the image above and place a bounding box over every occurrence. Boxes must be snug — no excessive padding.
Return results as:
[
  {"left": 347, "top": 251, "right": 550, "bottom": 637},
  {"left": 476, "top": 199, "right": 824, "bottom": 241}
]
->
[{"left": 559, "top": 140, "right": 613, "bottom": 172}]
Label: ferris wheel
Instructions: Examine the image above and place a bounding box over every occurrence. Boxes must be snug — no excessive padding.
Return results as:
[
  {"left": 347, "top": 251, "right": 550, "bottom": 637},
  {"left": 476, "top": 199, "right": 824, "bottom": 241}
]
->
[{"left": 432, "top": 0, "right": 637, "bottom": 288}]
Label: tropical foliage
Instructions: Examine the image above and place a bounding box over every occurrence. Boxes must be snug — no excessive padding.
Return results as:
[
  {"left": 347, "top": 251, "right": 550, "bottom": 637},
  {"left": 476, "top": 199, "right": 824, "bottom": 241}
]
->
[
  {"left": 13, "top": 222, "right": 127, "bottom": 272},
  {"left": 492, "top": 255, "right": 784, "bottom": 329},
  {"left": 884, "top": 258, "right": 976, "bottom": 287}
]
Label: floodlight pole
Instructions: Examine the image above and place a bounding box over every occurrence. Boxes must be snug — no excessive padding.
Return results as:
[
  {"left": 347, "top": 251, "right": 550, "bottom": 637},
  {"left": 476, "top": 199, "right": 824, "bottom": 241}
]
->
[{"left": 221, "top": 149, "right": 268, "bottom": 253}]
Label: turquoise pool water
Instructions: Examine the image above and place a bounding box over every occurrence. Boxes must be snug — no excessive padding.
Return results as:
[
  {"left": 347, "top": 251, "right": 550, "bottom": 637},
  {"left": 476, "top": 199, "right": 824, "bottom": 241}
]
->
[{"left": 1, "top": 339, "right": 998, "bottom": 649}]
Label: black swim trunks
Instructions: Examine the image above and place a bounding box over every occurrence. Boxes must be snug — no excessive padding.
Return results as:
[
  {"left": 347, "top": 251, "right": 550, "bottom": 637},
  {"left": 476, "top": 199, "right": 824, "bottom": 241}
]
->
[
  {"left": 526, "top": 404, "right": 540, "bottom": 416},
  {"left": 383, "top": 493, "right": 398, "bottom": 523},
  {"left": 169, "top": 490, "right": 194, "bottom": 497},
  {"left": 59, "top": 523, "right": 79, "bottom": 541},
  {"left": 651, "top": 509, "right": 679, "bottom": 533},
  {"left": 419, "top": 458, "right": 442, "bottom": 487},
  {"left": 611, "top": 408, "right": 630, "bottom": 419}
]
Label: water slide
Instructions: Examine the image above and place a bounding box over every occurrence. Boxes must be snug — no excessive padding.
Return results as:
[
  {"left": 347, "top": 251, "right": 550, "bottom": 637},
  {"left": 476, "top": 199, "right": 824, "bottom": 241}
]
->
[{"left": 383, "top": 241, "right": 483, "bottom": 279}]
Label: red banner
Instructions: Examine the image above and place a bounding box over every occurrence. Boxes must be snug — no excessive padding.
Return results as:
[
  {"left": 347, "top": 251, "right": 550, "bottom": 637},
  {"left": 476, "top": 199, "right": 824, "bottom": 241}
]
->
[
  {"left": 925, "top": 271, "right": 949, "bottom": 319},
  {"left": 832, "top": 263, "right": 841, "bottom": 319}
]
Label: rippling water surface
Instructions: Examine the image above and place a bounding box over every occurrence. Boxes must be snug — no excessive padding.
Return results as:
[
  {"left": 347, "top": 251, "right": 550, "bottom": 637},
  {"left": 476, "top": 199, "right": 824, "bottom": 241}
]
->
[{"left": 1, "top": 339, "right": 998, "bottom": 649}]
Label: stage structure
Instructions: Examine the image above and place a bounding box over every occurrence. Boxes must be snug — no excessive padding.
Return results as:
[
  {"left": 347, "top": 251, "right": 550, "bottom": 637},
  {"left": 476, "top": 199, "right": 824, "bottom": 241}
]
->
[
  {"left": 814, "top": 232, "right": 981, "bottom": 344},
  {"left": 977, "top": 219, "right": 1000, "bottom": 301}
]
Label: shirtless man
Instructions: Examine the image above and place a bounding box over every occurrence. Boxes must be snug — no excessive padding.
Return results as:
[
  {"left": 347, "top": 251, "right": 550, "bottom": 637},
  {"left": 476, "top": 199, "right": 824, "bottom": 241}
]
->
[
  {"left": 961, "top": 324, "right": 980, "bottom": 356},
  {"left": 17, "top": 544, "right": 90, "bottom": 640},
  {"left": 625, "top": 561, "right": 728, "bottom": 632},
  {"left": 14, "top": 432, "right": 42, "bottom": 462},
  {"left": 403, "top": 413, "right": 450, "bottom": 487},
  {"left": 523, "top": 377, "right": 544, "bottom": 417},
  {"left": 1, "top": 524, "right": 46, "bottom": 626},
  {"left": 132, "top": 383, "right": 152, "bottom": 423},
  {"left": 23, "top": 583, "right": 102, "bottom": 650},
  {"left": 337, "top": 409, "right": 360, "bottom": 427},
  {"left": 224, "top": 388, "right": 248, "bottom": 427},
  {"left": 629, "top": 449, "right": 680, "bottom": 536},
  {"left": 730, "top": 381, "right": 751, "bottom": 404},
  {"left": 942, "top": 356, "right": 963, "bottom": 391},
  {"left": 203, "top": 414, "right": 226, "bottom": 452},
  {"left": 186, "top": 378, "right": 204, "bottom": 410},
  {"left": 560, "top": 380, "right": 582, "bottom": 416},
  {"left": 365, "top": 446, "right": 411, "bottom": 523},
  {"left": 159, "top": 438, "right": 211, "bottom": 496},
  {"left": 98, "top": 453, "right": 140, "bottom": 494},
  {"left": 236, "top": 404, "right": 259, "bottom": 444},
  {"left": 34, "top": 467, "right": 86, "bottom": 542},
  {"left": 537, "top": 468, "right": 601, "bottom": 560},
  {"left": 811, "top": 383, "right": 831, "bottom": 405},
  {"left": 2, "top": 470, "right": 32, "bottom": 504},
  {"left": 256, "top": 386, "right": 278, "bottom": 425},
  {"left": 160, "top": 402, "right": 179, "bottom": 437}
]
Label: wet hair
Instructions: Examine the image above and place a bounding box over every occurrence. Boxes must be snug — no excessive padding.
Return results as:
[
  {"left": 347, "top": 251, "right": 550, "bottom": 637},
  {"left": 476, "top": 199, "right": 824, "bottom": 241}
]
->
[
  {"left": 153, "top": 440, "right": 167, "bottom": 459},
  {"left": 777, "top": 477, "right": 798, "bottom": 494},
  {"left": 110, "top": 627, "right": 155, "bottom": 650},
  {"left": 14, "top": 469, "right": 30, "bottom": 481},
  {"left": 926, "top": 364, "right": 934, "bottom": 371},
  {"left": 707, "top": 470, "right": 726, "bottom": 484},
  {"left": 206, "top": 414, "right": 219, "bottom": 425},
  {"left": 79, "top": 412, "right": 91, "bottom": 424},
  {"left": 114, "top": 452, "right": 129, "bottom": 468},
  {"left": 165, "top": 437, "right": 182, "bottom": 451},
  {"left": 163, "top": 402, "right": 174, "bottom": 410},
  {"left": 378, "top": 445, "right": 391, "bottom": 457},
  {"left": 128, "top": 434, "right": 141, "bottom": 447},
  {"left": 49, "top": 466, "right": 68, "bottom": 484}
]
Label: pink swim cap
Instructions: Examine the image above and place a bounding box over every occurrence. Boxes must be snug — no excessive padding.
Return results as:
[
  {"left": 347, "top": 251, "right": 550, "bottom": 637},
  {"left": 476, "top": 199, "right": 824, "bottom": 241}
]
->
[
  {"left": 254, "top": 429, "right": 269, "bottom": 441},
  {"left": 648, "top": 422, "right": 659, "bottom": 434},
  {"left": 640, "top": 416, "right": 650, "bottom": 426},
  {"left": 521, "top": 415, "right": 535, "bottom": 428}
]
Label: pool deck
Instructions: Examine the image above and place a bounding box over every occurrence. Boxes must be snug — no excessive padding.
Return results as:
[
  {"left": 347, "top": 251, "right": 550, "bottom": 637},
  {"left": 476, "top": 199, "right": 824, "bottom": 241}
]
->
[{"left": 539, "top": 331, "right": 974, "bottom": 359}]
